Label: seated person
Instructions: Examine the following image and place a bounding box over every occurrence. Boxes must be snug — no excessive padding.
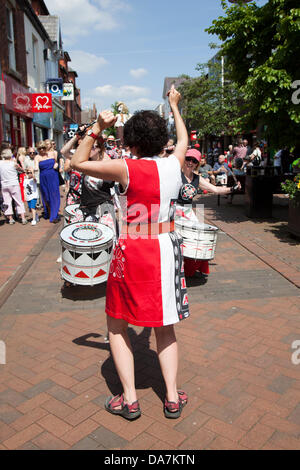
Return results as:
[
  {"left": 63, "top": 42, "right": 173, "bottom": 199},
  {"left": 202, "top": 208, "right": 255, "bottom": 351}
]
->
[
  {"left": 213, "top": 154, "right": 232, "bottom": 184},
  {"left": 198, "top": 156, "right": 215, "bottom": 185},
  {"left": 233, "top": 157, "right": 246, "bottom": 176}
]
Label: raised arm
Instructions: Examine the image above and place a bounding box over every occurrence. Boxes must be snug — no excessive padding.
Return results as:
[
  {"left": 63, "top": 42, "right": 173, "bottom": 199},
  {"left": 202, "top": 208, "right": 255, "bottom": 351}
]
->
[
  {"left": 61, "top": 135, "right": 80, "bottom": 160},
  {"left": 167, "top": 86, "right": 188, "bottom": 168},
  {"left": 70, "top": 111, "right": 127, "bottom": 187}
]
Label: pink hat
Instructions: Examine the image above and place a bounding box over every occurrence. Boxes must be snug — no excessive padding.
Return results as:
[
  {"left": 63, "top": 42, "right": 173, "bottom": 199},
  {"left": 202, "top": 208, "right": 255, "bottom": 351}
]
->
[{"left": 186, "top": 148, "right": 201, "bottom": 162}]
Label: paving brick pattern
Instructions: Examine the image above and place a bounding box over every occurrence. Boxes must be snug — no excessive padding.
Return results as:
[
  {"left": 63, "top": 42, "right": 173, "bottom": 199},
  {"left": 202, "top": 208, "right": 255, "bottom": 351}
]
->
[{"left": 0, "top": 194, "right": 299, "bottom": 450}]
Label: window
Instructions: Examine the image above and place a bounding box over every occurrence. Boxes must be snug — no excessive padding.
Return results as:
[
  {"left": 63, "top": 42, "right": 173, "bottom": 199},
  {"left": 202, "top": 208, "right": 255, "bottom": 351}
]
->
[
  {"left": 6, "top": 7, "right": 16, "bottom": 70},
  {"left": 32, "top": 35, "right": 38, "bottom": 69}
]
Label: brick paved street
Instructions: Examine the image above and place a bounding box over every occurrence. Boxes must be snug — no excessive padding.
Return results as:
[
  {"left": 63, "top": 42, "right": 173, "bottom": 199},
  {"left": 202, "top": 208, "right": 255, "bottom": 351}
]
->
[{"left": 0, "top": 194, "right": 300, "bottom": 450}]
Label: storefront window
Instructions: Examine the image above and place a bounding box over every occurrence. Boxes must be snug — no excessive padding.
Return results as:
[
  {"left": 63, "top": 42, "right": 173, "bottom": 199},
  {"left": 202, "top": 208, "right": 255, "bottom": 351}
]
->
[
  {"left": 4, "top": 113, "right": 12, "bottom": 142},
  {"left": 20, "top": 118, "right": 27, "bottom": 147},
  {"left": 11, "top": 115, "right": 20, "bottom": 146}
]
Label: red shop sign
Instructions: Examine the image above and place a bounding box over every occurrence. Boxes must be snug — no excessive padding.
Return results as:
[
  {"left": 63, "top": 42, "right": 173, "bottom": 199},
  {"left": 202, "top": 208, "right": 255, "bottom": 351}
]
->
[{"left": 31, "top": 93, "right": 52, "bottom": 113}]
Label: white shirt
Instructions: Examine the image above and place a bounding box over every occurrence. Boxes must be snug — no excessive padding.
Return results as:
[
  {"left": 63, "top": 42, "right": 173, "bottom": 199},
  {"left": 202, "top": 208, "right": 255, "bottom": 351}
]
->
[
  {"left": 24, "top": 177, "right": 38, "bottom": 201},
  {"left": 274, "top": 150, "right": 282, "bottom": 167},
  {"left": 0, "top": 161, "right": 19, "bottom": 187}
]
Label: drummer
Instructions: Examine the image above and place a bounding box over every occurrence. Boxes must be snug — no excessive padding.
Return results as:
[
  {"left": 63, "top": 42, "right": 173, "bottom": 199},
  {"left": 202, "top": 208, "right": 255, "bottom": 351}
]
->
[
  {"left": 80, "top": 139, "right": 119, "bottom": 237},
  {"left": 176, "top": 148, "right": 240, "bottom": 279},
  {"left": 61, "top": 128, "right": 87, "bottom": 206}
]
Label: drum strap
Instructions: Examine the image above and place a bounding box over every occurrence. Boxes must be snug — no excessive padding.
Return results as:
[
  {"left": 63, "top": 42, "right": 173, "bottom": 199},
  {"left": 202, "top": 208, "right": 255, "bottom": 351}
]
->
[{"left": 123, "top": 220, "right": 175, "bottom": 236}]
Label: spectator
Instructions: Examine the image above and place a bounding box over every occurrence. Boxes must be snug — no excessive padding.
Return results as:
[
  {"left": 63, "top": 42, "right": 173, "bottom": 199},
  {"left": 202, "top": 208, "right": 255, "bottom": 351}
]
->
[
  {"left": 25, "top": 147, "right": 41, "bottom": 207},
  {"left": 248, "top": 142, "right": 262, "bottom": 167},
  {"left": 16, "top": 147, "right": 27, "bottom": 202},
  {"left": 233, "top": 157, "right": 246, "bottom": 176},
  {"left": 35, "top": 141, "right": 60, "bottom": 223},
  {"left": 198, "top": 155, "right": 215, "bottom": 185},
  {"left": 0, "top": 149, "right": 28, "bottom": 224},
  {"left": 24, "top": 169, "right": 39, "bottom": 225},
  {"left": 213, "top": 154, "right": 232, "bottom": 185},
  {"left": 243, "top": 139, "right": 252, "bottom": 157},
  {"left": 233, "top": 138, "right": 247, "bottom": 162}
]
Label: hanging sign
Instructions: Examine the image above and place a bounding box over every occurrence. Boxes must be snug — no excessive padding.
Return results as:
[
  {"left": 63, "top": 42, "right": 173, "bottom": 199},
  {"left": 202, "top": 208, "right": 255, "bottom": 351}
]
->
[
  {"left": 62, "top": 83, "right": 74, "bottom": 101},
  {"left": 31, "top": 93, "right": 52, "bottom": 113},
  {"left": 190, "top": 130, "right": 197, "bottom": 141},
  {"left": 47, "top": 78, "right": 63, "bottom": 97},
  {"left": 12, "top": 93, "right": 32, "bottom": 113}
]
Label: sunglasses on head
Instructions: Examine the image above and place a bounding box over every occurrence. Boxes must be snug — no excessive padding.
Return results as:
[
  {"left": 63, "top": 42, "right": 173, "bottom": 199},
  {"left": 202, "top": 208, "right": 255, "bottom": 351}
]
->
[{"left": 186, "top": 157, "right": 198, "bottom": 164}]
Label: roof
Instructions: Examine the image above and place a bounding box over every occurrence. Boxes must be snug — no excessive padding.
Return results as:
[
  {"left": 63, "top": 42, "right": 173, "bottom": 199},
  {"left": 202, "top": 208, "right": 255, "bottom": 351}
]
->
[
  {"left": 162, "top": 77, "right": 186, "bottom": 99},
  {"left": 38, "top": 15, "right": 61, "bottom": 44}
]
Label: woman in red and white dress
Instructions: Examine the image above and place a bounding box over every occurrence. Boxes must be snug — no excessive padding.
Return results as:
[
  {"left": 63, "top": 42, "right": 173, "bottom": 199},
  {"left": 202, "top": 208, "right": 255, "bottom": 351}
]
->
[{"left": 71, "top": 86, "right": 189, "bottom": 420}]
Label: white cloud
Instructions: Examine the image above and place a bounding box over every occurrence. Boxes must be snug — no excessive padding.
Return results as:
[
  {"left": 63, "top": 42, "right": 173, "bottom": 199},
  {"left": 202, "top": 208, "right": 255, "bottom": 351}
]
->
[
  {"left": 46, "top": 0, "right": 129, "bottom": 44},
  {"left": 94, "top": 84, "right": 150, "bottom": 99},
  {"left": 68, "top": 50, "right": 108, "bottom": 74},
  {"left": 130, "top": 68, "right": 148, "bottom": 79},
  {"left": 82, "top": 86, "right": 159, "bottom": 114}
]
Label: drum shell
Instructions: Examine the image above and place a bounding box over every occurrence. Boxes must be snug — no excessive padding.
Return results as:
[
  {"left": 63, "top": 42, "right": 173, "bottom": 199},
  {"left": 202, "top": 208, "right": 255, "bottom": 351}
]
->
[
  {"left": 60, "top": 222, "right": 113, "bottom": 285},
  {"left": 175, "top": 222, "right": 218, "bottom": 260},
  {"left": 64, "top": 204, "right": 83, "bottom": 226}
]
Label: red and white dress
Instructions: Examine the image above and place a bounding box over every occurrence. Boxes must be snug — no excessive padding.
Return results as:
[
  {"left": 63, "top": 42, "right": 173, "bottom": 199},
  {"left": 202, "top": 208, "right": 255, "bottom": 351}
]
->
[{"left": 105, "top": 155, "right": 190, "bottom": 327}]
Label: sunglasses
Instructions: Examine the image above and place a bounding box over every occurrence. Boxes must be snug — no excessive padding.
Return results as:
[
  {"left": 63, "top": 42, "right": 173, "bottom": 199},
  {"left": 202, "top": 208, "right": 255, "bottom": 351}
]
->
[
  {"left": 29, "top": 152, "right": 35, "bottom": 154},
  {"left": 186, "top": 157, "right": 198, "bottom": 164},
  {"left": 39, "top": 147, "right": 46, "bottom": 150}
]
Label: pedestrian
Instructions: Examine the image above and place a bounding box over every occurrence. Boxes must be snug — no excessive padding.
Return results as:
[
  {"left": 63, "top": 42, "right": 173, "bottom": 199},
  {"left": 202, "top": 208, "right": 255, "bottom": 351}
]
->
[
  {"left": 0, "top": 148, "right": 28, "bottom": 225},
  {"left": 16, "top": 147, "right": 27, "bottom": 202},
  {"left": 233, "top": 138, "right": 247, "bottom": 162},
  {"left": 35, "top": 141, "right": 60, "bottom": 223},
  {"left": 61, "top": 132, "right": 85, "bottom": 205},
  {"left": 249, "top": 141, "right": 262, "bottom": 167},
  {"left": 24, "top": 169, "right": 39, "bottom": 225},
  {"left": 70, "top": 86, "right": 190, "bottom": 420}
]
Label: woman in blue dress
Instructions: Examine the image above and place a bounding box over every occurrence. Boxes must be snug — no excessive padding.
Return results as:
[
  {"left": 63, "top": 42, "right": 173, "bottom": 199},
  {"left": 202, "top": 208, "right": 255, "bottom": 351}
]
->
[{"left": 35, "top": 141, "right": 60, "bottom": 223}]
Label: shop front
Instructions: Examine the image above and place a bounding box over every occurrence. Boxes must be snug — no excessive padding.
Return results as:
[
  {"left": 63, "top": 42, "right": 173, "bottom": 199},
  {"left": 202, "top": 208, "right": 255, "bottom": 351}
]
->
[
  {"left": 33, "top": 112, "right": 51, "bottom": 145},
  {"left": 2, "top": 73, "right": 33, "bottom": 147},
  {"left": 52, "top": 102, "right": 64, "bottom": 149}
]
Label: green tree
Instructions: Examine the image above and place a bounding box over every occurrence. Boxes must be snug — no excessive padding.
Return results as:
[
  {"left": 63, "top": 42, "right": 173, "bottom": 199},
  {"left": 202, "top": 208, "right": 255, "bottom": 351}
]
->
[
  {"left": 102, "top": 102, "right": 119, "bottom": 138},
  {"left": 178, "top": 60, "right": 243, "bottom": 147},
  {"left": 206, "top": 0, "right": 300, "bottom": 154}
]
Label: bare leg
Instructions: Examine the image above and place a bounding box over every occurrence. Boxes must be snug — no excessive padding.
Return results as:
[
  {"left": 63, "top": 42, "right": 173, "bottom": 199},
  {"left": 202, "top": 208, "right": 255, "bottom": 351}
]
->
[
  {"left": 154, "top": 325, "right": 178, "bottom": 403},
  {"left": 107, "top": 316, "right": 137, "bottom": 405}
]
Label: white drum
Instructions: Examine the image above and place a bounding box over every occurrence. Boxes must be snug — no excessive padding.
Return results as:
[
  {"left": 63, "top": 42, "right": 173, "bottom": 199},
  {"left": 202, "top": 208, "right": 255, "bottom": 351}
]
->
[
  {"left": 60, "top": 222, "right": 114, "bottom": 285},
  {"left": 64, "top": 204, "right": 84, "bottom": 226},
  {"left": 175, "top": 219, "right": 218, "bottom": 260}
]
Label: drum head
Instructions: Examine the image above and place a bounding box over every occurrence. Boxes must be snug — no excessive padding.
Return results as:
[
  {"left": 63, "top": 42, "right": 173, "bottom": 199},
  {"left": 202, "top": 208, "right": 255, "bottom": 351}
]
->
[
  {"left": 64, "top": 204, "right": 80, "bottom": 215},
  {"left": 60, "top": 222, "right": 113, "bottom": 248}
]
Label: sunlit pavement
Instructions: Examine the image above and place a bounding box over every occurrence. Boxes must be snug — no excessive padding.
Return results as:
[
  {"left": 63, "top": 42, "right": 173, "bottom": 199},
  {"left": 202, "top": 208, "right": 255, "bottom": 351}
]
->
[{"left": 0, "top": 193, "right": 299, "bottom": 450}]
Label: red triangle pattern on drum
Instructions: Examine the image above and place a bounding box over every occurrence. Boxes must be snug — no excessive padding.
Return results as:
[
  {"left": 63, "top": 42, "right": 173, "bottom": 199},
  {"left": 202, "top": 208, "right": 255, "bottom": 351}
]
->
[
  {"left": 75, "top": 270, "right": 89, "bottom": 278},
  {"left": 63, "top": 266, "right": 71, "bottom": 275},
  {"left": 94, "top": 269, "right": 106, "bottom": 278}
]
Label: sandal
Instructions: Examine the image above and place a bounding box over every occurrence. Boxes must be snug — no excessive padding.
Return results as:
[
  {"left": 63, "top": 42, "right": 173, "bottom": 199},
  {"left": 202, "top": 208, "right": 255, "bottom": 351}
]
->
[
  {"left": 105, "top": 394, "right": 141, "bottom": 421},
  {"left": 164, "top": 390, "right": 188, "bottom": 419}
]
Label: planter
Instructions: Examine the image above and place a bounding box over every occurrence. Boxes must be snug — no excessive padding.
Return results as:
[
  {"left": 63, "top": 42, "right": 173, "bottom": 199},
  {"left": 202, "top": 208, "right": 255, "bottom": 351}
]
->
[{"left": 288, "top": 200, "right": 300, "bottom": 238}]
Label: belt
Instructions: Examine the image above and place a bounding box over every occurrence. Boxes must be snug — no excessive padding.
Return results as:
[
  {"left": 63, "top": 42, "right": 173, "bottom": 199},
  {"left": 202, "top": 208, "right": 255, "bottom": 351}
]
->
[{"left": 122, "top": 220, "right": 175, "bottom": 236}]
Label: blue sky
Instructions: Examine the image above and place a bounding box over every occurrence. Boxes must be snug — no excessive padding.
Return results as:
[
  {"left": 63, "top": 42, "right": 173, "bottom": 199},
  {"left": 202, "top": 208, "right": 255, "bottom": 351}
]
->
[{"left": 45, "top": 0, "right": 267, "bottom": 115}]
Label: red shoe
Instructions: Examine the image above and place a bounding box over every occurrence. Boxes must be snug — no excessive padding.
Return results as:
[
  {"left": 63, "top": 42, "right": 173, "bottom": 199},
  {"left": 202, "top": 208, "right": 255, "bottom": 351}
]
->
[
  {"left": 164, "top": 390, "right": 188, "bottom": 419},
  {"left": 105, "top": 393, "right": 141, "bottom": 421}
]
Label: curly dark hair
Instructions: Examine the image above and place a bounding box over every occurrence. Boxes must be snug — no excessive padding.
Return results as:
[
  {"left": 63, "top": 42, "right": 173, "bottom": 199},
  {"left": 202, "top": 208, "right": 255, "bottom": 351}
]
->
[{"left": 123, "top": 110, "right": 169, "bottom": 157}]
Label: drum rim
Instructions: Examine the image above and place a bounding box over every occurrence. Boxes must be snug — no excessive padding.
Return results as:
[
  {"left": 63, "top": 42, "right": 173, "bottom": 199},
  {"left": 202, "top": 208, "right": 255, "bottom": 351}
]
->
[
  {"left": 175, "top": 221, "right": 218, "bottom": 231},
  {"left": 60, "top": 221, "right": 114, "bottom": 247}
]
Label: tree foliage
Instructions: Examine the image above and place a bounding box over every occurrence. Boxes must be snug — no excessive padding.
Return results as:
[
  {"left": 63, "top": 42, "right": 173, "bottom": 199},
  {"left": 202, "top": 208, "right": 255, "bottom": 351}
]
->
[
  {"left": 206, "top": 0, "right": 300, "bottom": 151},
  {"left": 178, "top": 61, "right": 243, "bottom": 139}
]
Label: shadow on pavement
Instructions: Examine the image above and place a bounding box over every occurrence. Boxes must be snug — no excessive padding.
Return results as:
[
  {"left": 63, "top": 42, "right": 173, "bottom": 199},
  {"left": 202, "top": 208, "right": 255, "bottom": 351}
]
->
[
  {"left": 264, "top": 222, "right": 300, "bottom": 246},
  {"left": 72, "top": 328, "right": 166, "bottom": 403},
  {"left": 61, "top": 282, "right": 107, "bottom": 301}
]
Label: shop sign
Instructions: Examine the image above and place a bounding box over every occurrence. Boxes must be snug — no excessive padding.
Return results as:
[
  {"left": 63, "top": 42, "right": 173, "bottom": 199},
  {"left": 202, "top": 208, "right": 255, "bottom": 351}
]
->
[
  {"left": 3, "top": 73, "right": 33, "bottom": 118},
  {"left": 47, "top": 78, "right": 63, "bottom": 97},
  {"left": 62, "top": 83, "right": 74, "bottom": 101},
  {"left": 32, "top": 93, "right": 52, "bottom": 113}
]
